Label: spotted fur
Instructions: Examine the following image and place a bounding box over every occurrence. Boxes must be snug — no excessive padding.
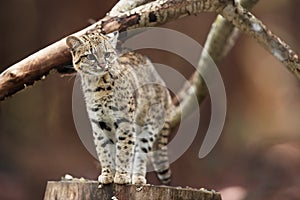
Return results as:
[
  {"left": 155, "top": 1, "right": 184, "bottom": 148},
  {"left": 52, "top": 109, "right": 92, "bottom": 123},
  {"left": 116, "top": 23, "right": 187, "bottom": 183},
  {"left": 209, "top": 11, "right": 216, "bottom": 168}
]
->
[{"left": 66, "top": 31, "right": 174, "bottom": 185}]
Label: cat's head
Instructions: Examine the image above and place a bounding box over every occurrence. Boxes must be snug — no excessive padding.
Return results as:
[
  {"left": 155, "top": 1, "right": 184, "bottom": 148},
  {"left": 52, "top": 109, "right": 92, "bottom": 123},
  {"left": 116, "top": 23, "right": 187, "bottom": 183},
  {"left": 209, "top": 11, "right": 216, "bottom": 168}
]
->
[{"left": 66, "top": 31, "right": 119, "bottom": 76}]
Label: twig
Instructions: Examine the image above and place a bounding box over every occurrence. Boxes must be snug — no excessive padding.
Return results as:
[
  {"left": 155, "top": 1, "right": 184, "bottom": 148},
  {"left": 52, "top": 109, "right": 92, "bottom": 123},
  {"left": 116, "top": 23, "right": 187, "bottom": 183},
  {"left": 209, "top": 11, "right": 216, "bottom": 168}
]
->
[
  {"left": 220, "top": 2, "right": 300, "bottom": 79},
  {"left": 0, "top": 0, "right": 229, "bottom": 101},
  {"left": 171, "top": 0, "right": 259, "bottom": 127}
]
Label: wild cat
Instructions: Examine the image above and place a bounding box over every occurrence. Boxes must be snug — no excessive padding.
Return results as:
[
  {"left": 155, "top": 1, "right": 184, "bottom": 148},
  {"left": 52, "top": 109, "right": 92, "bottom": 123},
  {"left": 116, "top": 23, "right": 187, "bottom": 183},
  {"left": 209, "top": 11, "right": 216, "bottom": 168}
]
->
[{"left": 66, "top": 31, "right": 174, "bottom": 185}]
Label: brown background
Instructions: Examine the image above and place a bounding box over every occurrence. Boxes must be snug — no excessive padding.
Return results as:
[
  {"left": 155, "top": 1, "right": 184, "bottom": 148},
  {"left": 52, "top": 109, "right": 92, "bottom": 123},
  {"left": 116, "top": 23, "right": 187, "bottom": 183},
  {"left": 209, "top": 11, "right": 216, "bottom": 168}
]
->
[{"left": 1, "top": 0, "right": 300, "bottom": 199}]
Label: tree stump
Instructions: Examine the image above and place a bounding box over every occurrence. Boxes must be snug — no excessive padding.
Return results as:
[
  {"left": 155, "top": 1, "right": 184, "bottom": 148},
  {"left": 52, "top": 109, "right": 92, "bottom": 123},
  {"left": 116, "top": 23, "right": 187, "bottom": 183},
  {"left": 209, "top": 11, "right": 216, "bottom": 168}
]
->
[{"left": 44, "top": 180, "right": 222, "bottom": 200}]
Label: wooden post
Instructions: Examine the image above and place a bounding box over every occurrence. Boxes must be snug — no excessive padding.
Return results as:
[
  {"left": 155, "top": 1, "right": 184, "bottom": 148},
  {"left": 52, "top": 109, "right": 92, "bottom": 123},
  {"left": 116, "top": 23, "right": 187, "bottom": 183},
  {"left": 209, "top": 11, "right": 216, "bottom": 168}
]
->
[{"left": 44, "top": 180, "right": 222, "bottom": 200}]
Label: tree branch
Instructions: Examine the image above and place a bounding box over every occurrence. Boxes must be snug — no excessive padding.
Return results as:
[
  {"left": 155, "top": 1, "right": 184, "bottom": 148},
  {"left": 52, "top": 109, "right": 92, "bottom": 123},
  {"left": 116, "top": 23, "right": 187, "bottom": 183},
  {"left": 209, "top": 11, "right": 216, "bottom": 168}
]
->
[
  {"left": 1, "top": 0, "right": 299, "bottom": 112},
  {"left": 171, "top": 0, "right": 259, "bottom": 127},
  {"left": 220, "top": 2, "right": 300, "bottom": 78},
  {"left": 0, "top": 0, "right": 229, "bottom": 101}
]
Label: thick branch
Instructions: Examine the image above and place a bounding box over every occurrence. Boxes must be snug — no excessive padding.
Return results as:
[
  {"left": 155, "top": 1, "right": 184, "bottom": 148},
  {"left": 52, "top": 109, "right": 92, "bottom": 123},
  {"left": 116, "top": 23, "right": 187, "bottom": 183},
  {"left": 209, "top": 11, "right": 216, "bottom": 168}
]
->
[
  {"left": 0, "top": 40, "right": 71, "bottom": 101},
  {"left": 0, "top": 0, "right": 229, "bottom": 101},
  {"left": 171, "top": 0, "right": 259, "bottom": 127}
]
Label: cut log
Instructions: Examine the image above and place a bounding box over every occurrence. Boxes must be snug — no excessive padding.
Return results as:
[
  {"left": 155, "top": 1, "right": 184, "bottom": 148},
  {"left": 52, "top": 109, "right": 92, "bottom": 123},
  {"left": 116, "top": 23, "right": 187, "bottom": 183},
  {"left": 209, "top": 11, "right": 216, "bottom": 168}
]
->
[{"left": 44, "top": 180, "right": 221, "bottom": 200}]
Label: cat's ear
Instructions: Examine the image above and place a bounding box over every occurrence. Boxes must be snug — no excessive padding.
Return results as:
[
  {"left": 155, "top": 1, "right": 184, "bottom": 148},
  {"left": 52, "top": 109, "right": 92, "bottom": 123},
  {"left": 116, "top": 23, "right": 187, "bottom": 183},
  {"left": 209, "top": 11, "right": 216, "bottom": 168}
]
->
[
  {"left": 106, "top": 31, "right": 119, "bottom": 48},
  {"left": 66, "top": 36, "right": 83, "bottom": 50}
]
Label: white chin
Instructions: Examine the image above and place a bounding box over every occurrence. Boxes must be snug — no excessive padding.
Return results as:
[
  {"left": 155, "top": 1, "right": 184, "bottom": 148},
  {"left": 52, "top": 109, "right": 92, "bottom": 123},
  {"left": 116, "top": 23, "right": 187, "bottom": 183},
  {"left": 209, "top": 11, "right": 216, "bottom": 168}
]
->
[{"left": 90, "top": 70, "right": 106, "bottom": 76}]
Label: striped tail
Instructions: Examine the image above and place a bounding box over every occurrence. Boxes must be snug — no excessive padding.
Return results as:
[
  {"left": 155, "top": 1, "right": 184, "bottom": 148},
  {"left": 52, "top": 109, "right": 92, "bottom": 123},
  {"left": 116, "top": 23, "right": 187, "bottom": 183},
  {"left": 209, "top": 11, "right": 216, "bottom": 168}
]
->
[{"left": 150, "top": 122, "right": 171, "bottom": 184}]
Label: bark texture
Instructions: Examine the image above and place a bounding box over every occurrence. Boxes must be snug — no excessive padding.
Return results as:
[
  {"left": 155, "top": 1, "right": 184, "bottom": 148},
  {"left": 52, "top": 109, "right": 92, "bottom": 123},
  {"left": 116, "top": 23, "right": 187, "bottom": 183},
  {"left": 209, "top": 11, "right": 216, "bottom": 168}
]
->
[{"left": 43, "top": 180, "right": 222, "bottom": 200}]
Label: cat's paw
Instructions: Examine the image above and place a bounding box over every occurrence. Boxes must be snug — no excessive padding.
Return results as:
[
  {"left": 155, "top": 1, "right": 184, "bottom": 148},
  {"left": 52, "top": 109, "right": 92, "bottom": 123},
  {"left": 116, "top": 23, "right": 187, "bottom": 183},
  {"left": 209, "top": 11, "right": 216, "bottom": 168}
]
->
[
  {"left": 132, "top": 175, "right": 147, "bottom": 185},
  {"left": 98, "top": 173, "right": 114, "bottom": 184},
  {"left": 114, "top": 172, "right": 131, "bottom": 184}
]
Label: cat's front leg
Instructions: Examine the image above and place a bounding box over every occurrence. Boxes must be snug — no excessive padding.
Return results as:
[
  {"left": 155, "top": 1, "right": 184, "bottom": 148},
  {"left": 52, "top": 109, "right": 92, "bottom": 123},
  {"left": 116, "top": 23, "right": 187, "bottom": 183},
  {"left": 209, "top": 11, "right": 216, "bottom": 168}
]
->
[
  {"left": 132, "top": 124, "right": 153, "bottom": 185},
  {"left": 113, "top": 116, "right": 135, "bottom": 184},
  {"left": 91, "top": 120, "right": 116, "bottom": 184}
]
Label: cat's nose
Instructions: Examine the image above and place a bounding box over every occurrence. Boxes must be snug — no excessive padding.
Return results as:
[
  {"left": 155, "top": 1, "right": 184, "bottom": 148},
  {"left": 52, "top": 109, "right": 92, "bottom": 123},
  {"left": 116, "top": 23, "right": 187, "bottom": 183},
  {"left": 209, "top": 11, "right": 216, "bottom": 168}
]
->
[{"left": 99, "top": 63, "right": 106, "bottom": 68}]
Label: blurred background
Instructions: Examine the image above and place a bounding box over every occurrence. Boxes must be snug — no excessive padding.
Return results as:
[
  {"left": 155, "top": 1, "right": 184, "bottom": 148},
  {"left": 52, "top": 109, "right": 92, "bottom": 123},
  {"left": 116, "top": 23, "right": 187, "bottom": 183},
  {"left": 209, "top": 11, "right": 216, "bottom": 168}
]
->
[{"left": 1, "top": 0, "right": 300, "bottom": 199}]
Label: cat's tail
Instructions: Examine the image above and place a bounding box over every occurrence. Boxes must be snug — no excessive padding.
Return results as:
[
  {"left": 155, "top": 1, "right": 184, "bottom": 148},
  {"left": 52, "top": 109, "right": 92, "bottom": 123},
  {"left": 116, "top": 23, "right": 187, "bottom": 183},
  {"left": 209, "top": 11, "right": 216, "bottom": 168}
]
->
[{"left": 150, "top": 122, "right": 172, "bottom": 184}]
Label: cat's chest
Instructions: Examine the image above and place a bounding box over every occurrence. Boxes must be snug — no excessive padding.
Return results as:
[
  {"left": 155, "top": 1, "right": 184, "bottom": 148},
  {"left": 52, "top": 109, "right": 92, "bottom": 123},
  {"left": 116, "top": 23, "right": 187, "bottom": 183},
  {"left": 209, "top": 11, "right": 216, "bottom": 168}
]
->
[{"left": 81, "top": 71, "right": 136, "bottom": 113}]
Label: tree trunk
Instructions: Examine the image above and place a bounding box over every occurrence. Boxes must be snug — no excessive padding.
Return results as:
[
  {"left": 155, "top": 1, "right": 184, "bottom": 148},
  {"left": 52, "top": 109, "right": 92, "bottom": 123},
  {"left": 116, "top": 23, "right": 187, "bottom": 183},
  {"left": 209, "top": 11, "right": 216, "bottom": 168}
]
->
[{"left": 43, "top": 180, "right": 222, "bottom": 200}]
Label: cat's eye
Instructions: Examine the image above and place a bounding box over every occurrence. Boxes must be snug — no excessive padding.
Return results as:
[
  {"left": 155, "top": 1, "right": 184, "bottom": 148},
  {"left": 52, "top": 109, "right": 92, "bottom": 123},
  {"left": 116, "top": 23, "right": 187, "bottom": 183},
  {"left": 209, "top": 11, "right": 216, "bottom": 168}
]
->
[
  {"left": 104, "top": 52, "right": 111, "bottom": 59},
  {"left": 87, "top": 54, "right": 96, "bottom": 60}
]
